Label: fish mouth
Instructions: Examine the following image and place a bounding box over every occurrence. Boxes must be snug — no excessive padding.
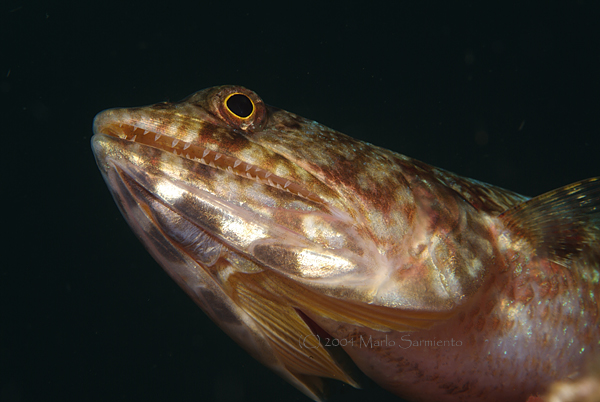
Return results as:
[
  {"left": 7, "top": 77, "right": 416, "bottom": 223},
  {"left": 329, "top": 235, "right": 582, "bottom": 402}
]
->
[
  {"left": 93, "top": 109, "right": 323, "bottom": 204},
  {"left": 92, "top": 110, "right": 364, "bottom": 399}
]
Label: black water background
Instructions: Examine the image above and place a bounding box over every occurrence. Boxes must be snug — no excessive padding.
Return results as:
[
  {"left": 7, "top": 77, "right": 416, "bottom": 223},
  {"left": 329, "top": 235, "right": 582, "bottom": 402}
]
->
[{"left": 1, "top": 2, "right": 598, "bottom": 401}]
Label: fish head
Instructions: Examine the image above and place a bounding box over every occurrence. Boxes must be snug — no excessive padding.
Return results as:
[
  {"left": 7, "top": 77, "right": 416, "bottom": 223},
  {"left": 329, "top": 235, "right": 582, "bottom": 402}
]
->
[{"left": 91, "top": 85, "right": 496, "bottom": 399}]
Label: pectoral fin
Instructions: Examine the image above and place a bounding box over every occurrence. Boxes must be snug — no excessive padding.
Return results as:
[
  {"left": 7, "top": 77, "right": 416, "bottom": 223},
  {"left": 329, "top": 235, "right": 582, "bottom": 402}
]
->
[{"left": 226, "top": 272, "right": 362, "bottom": 400}]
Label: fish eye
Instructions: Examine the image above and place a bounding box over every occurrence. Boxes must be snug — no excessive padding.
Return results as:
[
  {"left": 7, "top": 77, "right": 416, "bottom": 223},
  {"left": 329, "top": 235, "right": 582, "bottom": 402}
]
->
[
  {"left": 225, "top": 93, "right": 254, "bottom": 119},
  {"left": 212, "top": 86, "right": 266, "bottom": 132}
]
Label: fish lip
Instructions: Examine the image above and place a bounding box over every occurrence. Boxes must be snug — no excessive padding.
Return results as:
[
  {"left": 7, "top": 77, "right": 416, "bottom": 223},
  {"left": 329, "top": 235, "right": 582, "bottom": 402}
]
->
[
  {"left": 90, "top": 130, "right": 116, "bottom": 175},
  {"left": 93, "top": 108, "right": 122, "bottom": 136},
  {"left": 92, "top": 109, "right": 106, "bottom": 136},
  {"left": 92, "top": 108, "right": 157, "bottom": 139}
]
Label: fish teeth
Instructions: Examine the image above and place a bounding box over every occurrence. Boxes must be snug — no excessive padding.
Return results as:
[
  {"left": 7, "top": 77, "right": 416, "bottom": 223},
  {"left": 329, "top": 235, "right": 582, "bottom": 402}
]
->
[
  {"left": 171, "top": 139, "right": 179, "bottom": 147},
  {"left": 183, "top": 142, "right": 191, "bottom": 150},
  {"left": 264, "top": 172, "right": 272, "bottom": 178},
  {"left": 233, "top": 159, "right": 242, "bottom": 168},
  {"left": 202, "top": 149, "right": 210, "bottom": 158},
  {"left": 154, "top": 133, "right": 162, "bottom": 141},
  {"left": 284, "top": 180, "right": 291, "bottom": 189},
  {"left": 245, "top": 164, "right": 252, "bottom": 171},
  {"left": 214, "top": 153, "right": 222, "bottom": 161},
  {"left": 131, "top": 135, "right": 137, "bottom": 142},
  {"left": 143, "top": 130, "right": 150, "bottom": 135}
]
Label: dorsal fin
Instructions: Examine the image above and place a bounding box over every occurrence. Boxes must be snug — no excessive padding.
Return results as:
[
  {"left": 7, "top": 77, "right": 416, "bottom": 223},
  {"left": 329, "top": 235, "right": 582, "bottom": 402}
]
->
[{"left": 499, "top": 177, "right": 600, "bottom": 265}]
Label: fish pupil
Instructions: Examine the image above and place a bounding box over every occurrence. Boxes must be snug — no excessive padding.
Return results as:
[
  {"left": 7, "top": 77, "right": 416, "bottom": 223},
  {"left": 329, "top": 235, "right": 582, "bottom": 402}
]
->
[{"left": 226, "top": 93, "right": 253, "bottom": 118}]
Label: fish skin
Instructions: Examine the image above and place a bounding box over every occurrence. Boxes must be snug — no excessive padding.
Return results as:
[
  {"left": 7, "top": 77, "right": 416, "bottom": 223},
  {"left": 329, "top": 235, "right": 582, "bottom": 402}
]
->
[{"left": 91, "top": 85, "right": 600, "bottom": 402}]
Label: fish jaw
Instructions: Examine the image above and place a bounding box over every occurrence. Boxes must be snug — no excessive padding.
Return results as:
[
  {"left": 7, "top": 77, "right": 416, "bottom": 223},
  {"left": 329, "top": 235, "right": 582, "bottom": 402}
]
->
[{"left": 91, "top": 94, "right": 376, "bottom": 399}]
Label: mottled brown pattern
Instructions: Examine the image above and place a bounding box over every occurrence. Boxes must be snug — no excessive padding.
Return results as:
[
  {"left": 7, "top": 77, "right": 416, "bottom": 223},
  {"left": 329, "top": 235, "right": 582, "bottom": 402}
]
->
[{"left": 92, "top": 85, "right": 599, "bottom": 402}]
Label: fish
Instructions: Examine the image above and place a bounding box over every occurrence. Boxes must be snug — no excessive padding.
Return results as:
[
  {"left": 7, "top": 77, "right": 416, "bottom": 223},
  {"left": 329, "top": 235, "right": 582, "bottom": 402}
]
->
[{"left": 91, "top": 85, "right": 600, "bottom": 402}]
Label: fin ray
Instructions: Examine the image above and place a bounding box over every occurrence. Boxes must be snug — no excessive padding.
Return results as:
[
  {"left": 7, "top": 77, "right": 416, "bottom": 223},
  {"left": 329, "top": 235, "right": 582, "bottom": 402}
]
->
[{"left": 500, "top": 177, "right": 600, "bottom": 265}]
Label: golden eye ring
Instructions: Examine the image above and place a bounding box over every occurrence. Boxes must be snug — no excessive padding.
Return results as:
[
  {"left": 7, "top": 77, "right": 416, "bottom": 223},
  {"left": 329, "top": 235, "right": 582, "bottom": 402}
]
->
[
  {"left": 210, "top": 86, "right": 267, "bottom": 132},
  {"left": 224, "top": 93, "right": 255, "bottom": 120}
]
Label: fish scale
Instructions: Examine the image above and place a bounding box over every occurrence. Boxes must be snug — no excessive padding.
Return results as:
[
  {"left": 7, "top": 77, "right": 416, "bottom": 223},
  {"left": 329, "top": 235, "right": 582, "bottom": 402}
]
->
[{"left": 92, "top": 85, "right": 599, "bottom": 402}]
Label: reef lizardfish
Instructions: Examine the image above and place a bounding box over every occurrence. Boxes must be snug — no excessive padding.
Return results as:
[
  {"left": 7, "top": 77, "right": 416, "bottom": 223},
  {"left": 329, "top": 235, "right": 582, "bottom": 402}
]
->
[{"left": 92, "top": 86, "right": 599, "bottom": 402}]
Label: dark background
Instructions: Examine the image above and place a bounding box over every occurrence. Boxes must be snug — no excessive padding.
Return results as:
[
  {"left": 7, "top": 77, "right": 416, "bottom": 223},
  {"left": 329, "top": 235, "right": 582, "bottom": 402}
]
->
[{"left": 1, "top": 1, "right": 598, "bottom": 401}]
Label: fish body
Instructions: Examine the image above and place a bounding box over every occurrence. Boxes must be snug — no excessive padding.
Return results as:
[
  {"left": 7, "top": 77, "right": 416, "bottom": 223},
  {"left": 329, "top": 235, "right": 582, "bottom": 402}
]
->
[{"left": 91, "top": 86, "right": 600, "bottom": 401}]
